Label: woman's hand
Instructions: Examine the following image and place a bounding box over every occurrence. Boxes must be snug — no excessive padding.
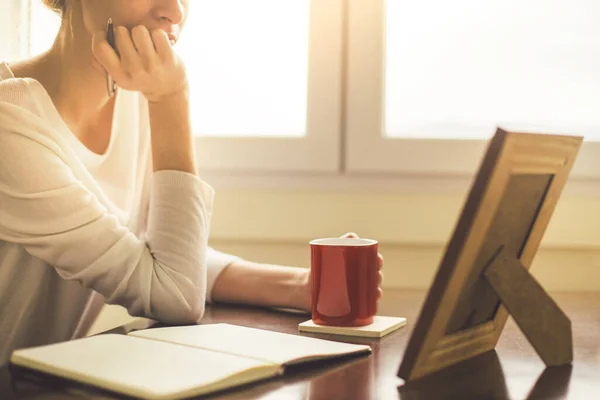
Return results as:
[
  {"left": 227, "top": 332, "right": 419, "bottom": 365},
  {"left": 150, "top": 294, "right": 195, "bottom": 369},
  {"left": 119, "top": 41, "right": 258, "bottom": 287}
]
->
[
  {"left": 92, "top": 25, "right": 188, "bottom": 103},
  {"left": 341, "top": 232, "right": 384, "bottom": 301}
]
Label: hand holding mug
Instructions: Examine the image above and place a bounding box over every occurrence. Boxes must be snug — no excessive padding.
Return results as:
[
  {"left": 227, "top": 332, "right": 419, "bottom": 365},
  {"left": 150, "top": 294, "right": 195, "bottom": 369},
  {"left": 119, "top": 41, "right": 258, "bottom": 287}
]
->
[
  {"left": 310, "top": 232, "right": 384, "bottom": 327},
  {"left": 341, "top": 232, "right": 384, "bottom": 301}
]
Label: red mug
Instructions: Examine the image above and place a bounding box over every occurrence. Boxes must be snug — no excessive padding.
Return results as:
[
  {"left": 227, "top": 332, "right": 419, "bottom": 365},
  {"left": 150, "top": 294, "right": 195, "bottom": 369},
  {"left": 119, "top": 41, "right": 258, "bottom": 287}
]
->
[{"left": 310, "top": 238, "right": 379, "bottom": 327}]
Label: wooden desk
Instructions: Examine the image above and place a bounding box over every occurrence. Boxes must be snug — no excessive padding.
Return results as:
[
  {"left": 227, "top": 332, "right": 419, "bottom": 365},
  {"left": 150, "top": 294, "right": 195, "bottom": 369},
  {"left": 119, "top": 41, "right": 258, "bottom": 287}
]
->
[{"left": 1, "top": 290, "right": 599, "bottom": 399}]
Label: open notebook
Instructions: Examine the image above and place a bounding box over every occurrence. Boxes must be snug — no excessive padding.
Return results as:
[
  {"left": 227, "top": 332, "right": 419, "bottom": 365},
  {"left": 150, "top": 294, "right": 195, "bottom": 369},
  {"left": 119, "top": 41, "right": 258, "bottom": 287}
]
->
[{"left": 10, "top": 323, "right": 371, "bottom": 400}]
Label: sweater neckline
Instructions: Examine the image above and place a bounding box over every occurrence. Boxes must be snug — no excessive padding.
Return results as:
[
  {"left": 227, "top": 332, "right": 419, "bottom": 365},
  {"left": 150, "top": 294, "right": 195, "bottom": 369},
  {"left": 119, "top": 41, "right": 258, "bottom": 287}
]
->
[{"left": 0, "top": 61, "right": 120, "bottom": 169}]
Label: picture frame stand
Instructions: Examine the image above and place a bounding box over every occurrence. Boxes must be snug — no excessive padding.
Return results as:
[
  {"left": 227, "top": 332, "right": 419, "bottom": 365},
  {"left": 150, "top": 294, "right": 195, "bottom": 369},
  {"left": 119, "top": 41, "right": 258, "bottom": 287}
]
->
[{"left": 483, "top": 246, "right": 573, "bottom": 366}]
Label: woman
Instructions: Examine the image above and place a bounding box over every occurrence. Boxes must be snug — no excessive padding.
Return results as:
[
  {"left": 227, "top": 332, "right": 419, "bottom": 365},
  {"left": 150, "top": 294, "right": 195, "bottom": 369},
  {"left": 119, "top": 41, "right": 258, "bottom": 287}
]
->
[{"left": 0, "top": 0, "right": 383, "bottom": 364}]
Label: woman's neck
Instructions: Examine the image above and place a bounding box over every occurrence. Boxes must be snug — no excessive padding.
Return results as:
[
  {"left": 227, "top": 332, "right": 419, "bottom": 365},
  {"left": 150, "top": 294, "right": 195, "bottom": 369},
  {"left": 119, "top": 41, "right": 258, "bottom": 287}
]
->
[{"left": 10, "top": 12, "right": 114, "bottom": 135}]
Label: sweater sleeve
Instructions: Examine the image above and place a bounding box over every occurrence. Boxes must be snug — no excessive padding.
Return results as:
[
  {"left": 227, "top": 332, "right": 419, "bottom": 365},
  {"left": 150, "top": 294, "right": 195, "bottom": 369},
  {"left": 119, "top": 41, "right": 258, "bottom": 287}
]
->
[
  {"left": 0, "top": 115, "right": 212, "bottom": 325},
  {"left": 206, "top": 247, "right": 241, "bottom": 303}
]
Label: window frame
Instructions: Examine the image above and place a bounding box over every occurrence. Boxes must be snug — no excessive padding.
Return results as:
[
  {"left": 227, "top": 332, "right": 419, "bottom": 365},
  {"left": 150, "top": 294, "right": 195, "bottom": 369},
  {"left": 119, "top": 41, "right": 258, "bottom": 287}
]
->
[
  {"left": 3, "top": 0, "right": 29, "bottom": 61},
  {"left": 344, "top": 0, "right": 600, "bottom": 179},
  {"left": 18, "top": 0, "right": 344, "bottom": 174},
  {"left": 13, "top": 0, "right": 600, "bottom": 180},
  {"left": 192, "top": 0, "right": 344, "bottom": 173}
]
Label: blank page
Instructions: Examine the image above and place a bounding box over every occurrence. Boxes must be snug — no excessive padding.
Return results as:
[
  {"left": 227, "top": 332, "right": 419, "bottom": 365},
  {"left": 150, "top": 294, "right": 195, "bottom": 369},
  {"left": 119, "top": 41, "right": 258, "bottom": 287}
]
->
[
  {"left": 11, "top": 334, "right": 279, "bottom": 400},
  {"left": 130, "top": 323, "right": 371, "bottom": 366}
]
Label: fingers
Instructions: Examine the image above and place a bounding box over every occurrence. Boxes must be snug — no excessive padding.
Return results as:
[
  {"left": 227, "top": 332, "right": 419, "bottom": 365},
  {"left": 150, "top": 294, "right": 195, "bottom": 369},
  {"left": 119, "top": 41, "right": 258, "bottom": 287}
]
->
[
  {"left": 102, "top": 25, "right": 174, "bottom": 89},
  {"left": 340, "top": 232, "right": 384, "bottom": 298},
  {"left": 151, "top": 28, "right": 173, "bottom": 60},
  {"left": 114, "top": 26, "right": 138, "bottom": 59},
  {"left": 91, "top": 28, "right": 108, "bottom": 53},
  {"left": 115, "top": 26, "right": 141, "bottom": 72},
  {"left": 131, "top": 25, "right": 158, "bottom": 68},
  {"left": 340, "top": 232, "right": 384, "bottom": 268},
  {"left": 92, "top": 23, "right": 185, "bottom": 101}
]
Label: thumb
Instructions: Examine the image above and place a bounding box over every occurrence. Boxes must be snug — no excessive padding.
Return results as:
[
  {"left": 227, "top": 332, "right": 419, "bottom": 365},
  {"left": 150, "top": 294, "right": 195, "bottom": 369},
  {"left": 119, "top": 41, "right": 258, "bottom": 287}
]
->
[{"left": 341, "top": 232, "right": 359, "bottom": 239}]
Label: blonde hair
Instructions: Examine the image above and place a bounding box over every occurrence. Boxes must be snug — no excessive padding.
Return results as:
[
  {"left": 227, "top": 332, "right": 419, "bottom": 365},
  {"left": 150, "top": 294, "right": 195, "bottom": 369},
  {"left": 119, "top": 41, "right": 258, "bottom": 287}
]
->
[{"left": 41, "top": 0, "right": 66, "bottom": 16}]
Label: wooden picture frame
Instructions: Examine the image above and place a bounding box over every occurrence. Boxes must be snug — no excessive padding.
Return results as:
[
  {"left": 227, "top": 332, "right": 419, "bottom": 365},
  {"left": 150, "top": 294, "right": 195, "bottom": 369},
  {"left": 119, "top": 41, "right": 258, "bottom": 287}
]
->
[{"left": 398, "top": 128, "right": 583, "bottom": 381}]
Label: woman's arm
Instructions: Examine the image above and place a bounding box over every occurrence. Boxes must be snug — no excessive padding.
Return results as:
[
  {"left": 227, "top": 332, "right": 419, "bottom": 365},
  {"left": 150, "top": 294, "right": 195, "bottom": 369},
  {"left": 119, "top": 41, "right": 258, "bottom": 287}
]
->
[
  {"left": 209, "top": 233, "right": 383, "bottom": 312},
  {"left": 0, "top": 103, "right": 212, "bottom": 325},
  {"left": 211, "top": 260, "right": 311, "bottom": 312}
]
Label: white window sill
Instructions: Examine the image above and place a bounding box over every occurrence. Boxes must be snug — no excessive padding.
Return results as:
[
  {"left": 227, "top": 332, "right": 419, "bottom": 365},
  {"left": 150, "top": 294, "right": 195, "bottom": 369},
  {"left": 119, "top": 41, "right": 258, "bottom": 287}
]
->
[{"left": 201, "top": 171, "right": 600, "bottom": 197}]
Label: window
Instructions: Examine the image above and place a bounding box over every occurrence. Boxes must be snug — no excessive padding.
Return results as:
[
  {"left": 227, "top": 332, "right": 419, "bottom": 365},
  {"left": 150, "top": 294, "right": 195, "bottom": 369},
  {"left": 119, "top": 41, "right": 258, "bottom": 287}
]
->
[
  {"left": 178, "top": 1, "right": 309, "bottom": 138},
  {"left": 181, "top": 0, "right": 343, "bottom": 172},
  {"left": 28, "top": 0, "right": 58, "bottom": 56},
  {"left": 346, "top": 0, "right": 600, "bottom": 178},
  {"left": 385, "top": 0, "right": 600, "bottom": 140},
  {"left": 8, "top": 0, "right": 600, "bottom": 179},
  {"left": 1, "top": 0, "right": 29, "bottom": 60},
  {"left": 18, "top": 0, "right": 343, "bottom": 173}
]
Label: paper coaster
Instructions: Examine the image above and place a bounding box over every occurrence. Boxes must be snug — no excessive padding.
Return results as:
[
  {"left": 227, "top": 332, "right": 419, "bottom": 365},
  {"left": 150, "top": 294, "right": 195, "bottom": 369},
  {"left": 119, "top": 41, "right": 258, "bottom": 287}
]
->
[{"left": 298, "top": 316, "right": 407, "bottom": 338}]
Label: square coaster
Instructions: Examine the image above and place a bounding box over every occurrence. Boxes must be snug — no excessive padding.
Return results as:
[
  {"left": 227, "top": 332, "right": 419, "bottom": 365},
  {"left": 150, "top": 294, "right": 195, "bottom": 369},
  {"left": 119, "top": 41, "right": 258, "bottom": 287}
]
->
[{"left": 298, "top": 316, "right": 407, "bottom": 338}]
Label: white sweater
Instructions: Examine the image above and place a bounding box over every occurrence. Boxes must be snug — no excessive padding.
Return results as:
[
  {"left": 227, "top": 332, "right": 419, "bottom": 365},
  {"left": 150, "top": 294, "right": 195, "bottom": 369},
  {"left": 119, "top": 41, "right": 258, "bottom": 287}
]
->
[{"left": 0, "top": 62, "right": 239, "bottom": 364}]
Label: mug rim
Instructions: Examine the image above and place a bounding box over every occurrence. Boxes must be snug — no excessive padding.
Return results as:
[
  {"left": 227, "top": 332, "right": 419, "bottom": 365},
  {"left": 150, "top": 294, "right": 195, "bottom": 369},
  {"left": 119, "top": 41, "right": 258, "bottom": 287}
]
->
[{"left": 309, "top": 238, "right": 378, "bottom": 246}]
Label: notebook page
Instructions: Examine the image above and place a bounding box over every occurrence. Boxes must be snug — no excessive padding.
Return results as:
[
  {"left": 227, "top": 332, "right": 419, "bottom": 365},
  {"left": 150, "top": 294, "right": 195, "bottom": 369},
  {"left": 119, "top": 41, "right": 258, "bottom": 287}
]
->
[
  {"left": 129, "top": 323, "right": 371, "bottom": 366},
  {"left": 11, "top": 334, "right": 280, "bottom": 400}
]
